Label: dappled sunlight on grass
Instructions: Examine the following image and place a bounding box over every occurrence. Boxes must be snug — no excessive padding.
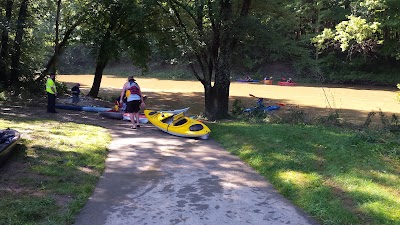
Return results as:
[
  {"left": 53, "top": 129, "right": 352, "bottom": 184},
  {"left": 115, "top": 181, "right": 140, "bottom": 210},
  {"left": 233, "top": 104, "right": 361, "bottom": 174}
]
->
[
  {"left": 278, "top": 170, "right": 321, "bottom": 188},
  {"left": 362, "top": 201, "right": 400, "bottom": 224},
  {"left": 367, "top": 169, "right": 400, "bottom": 187},
  {"left": 0, "top": 118, "right": 111, "bottom": 224},
  {"left": 209, "top": 121, "right": 400, "bottom": 225},
  {"left": 333, "top": 171, "right": 400, "bottom": 223}
]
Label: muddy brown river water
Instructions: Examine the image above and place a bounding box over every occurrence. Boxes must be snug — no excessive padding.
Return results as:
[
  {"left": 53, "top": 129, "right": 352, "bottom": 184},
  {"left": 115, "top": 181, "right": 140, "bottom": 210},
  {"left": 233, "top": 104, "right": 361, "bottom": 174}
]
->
[{"left": 58, "top": 75, "right": 400, "bottom": 125}]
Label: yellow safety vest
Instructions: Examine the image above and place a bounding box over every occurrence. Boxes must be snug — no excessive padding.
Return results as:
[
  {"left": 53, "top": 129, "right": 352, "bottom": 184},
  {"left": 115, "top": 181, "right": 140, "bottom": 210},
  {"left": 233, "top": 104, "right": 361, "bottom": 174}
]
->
[{"left": 46, "top": 78, "right": 56, "bottom": 94}]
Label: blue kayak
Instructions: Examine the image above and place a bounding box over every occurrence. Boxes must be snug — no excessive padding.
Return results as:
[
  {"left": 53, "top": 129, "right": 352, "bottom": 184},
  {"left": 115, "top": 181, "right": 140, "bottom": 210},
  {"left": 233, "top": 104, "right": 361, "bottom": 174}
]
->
[
  {"left": 81, "top": 106, "right": 111, "bottom": 112},
  {"left": 266, "top": 105, "right": 280, "bottom": 111},
  {"left": 0, "top": 129, "right": 20, "bottom": 166},
  {"left": 236, "top": 79, "right": 259, "bottom": 83},
  {"left": 55, "top": 104, "right": 111, "bottom": 112},
  {"left": 56, "top": 104, "right": 82, "bottom": 111}
]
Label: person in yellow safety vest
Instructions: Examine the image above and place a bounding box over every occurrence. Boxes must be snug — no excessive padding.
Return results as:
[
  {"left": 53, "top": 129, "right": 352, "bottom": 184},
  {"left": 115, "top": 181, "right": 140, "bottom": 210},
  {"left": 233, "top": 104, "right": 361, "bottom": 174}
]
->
[{"left": 46, "top": 74, "right": 58, "bottom": 113}]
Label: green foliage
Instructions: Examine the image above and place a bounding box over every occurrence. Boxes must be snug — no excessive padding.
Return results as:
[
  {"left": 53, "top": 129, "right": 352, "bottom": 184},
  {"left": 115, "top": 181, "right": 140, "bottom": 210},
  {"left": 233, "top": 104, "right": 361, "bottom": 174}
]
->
[
  {"left": 313, "top": 16, "right": 382, "bottom": 59},
  {"left": 312, "top": 28, "right": 336, "bottom": 52},
  {"left": 78, "top": 0, "right": 157, "bottom": 70},
  {"left": 231, "top": 99, "right": 245, "bottom": 116},
  {"left": 58, "top": 44, "right": 96, "bottom": 74},
  {"left": 335, "top": 16, "right": 381, "bottom": 52},
  {"left": 2, "top": 0, "right": 400, "bottom": 99},
  {"left": 0, "top": 92, "right": 7, "bottom": 101},
  {"left": 231, "top": 7, "right": 315, "bottom": 76},
  {"left": 56, "top": 81, "right": 69, "bottom": 96},
  {"left": 363, "top": 110, "right": 400, "bottom": 133},
  {"left": 278, "top": 105, "right": 312, "bottom": 125}
]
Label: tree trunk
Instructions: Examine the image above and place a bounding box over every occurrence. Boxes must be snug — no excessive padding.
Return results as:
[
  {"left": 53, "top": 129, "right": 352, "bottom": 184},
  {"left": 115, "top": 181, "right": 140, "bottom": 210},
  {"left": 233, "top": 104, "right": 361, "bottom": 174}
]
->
[
  {"left": 212, "top": 57, "right": 231, "bottom": 119},
  {"left": 10, "top": 0, "right": 28, "bottom": 86},
  {"left": 0, "top": 0, "right": 14, "bottom": 86},
  {"left": 203, "top": 0, "right": 232, "bottom": 120},
  {"left": 50, "top": 0, "right": 62, "bottom": 74},
  {"left": 88, "top": 29, "right": 112, "bottom": 98},
  {"left": 88, "top": 58, "right": 108, "bottom": 98},
  {"left": 204, "top": 33, "right": 231, "bottom": 120},
  {"left": 205, "top": 73, "right": 230, "bottom": 120}
]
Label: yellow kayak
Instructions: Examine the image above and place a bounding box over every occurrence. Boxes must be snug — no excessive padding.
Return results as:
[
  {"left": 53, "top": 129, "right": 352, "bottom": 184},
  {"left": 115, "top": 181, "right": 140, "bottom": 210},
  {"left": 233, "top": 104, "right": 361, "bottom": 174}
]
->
[{"left": 144, "top": 110, "right": 210, "bottom": 139}]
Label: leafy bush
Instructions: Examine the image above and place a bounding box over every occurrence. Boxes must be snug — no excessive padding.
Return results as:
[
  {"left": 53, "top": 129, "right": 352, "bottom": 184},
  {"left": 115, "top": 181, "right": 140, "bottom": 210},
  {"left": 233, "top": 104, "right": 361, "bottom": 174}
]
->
[
  {"left": 231, "top": 99, "right": 245, "bottom": 116},
  {"left": 278, "top": 105, "right": 312, "bottom": 125},
  {"left": 0, "top": 92, "right": 7, "bottom": 101},
  {"left": 55, "top": 81, "right": 69, "bottom": 96},
  {"left": 316, "top": 110, "right": 344, "bottom": 127}
]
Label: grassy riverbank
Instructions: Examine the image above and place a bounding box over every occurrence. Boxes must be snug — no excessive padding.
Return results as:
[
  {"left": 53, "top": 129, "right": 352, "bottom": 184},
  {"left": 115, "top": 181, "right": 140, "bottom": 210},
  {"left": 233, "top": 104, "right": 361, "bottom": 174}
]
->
[
  {"left": 0, "top": 118, "right": 110, "bottom": 225},
  {"left": 209, "top": 121, "right": 400, "bottom": 225}
]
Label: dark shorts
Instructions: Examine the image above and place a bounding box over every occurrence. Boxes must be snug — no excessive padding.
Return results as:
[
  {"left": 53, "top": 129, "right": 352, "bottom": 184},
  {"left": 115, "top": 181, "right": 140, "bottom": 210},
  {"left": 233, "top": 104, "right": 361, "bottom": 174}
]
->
[
  {"left": 72, "top": 94, "right": 80, "bottom": 103},
  {"left": 126, "top": 100, "right": 141, "bottom": 113}
]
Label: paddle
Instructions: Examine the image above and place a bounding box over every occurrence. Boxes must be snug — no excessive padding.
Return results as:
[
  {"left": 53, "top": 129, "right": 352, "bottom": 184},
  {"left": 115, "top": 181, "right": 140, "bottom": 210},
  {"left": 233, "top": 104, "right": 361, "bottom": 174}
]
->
[
  {"left": 249, "top": 94, "right": 258, "bottom": 98},
  {"left": 249, "top": 94, "right": 285, "bottom": 106}
]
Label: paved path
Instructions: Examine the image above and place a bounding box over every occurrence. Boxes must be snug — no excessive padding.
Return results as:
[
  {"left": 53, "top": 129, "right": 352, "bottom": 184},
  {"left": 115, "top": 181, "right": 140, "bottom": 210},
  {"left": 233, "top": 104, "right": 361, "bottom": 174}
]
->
[{"left": 73, "top": 120, "right": 319, "bottom": 225}]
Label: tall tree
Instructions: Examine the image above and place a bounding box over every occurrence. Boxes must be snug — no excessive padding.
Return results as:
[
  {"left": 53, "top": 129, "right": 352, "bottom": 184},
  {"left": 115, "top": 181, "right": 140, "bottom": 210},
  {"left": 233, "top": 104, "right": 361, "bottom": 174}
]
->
[
  {"left": 85, "top": 0, "right": 154, "bottom": 97},
  {"left": 0, "top": 0, "right": 13, "bottom": 86},
  {"left": 39, "top": 0, "right": 88, "bottom": 80},
  {"left": 158, "top": 0, "right": 252, "bottom": 120},
  {"left": 360, "top": 0, "right": 400, "bottom": 60},
  {"left": 10, "top": 0, "right": 28, "bottom": 85},
  {"left": 0, "top": 0, "right": 86, "bottom": 90},
  {"left": 88, "top": 16, "right": 117, "bottom": 97}
]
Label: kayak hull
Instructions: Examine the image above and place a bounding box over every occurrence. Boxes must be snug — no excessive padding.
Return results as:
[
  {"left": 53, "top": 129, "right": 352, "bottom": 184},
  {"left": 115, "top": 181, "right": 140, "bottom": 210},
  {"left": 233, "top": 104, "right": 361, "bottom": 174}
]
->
[
  {"left": 0, "top": 129, "right": 20, "bottom": 166},
  {"left": 122, "top": 113, "right": 149, "bottom": 123},
  {"left": 99, "top": 111, "right": 148, "bottom": 123},
  {"left": 56, "top": 104, "right": 111, "bottom": 112},
  {"left": 81, "top": 106, "right": 112, "bottom": 112},
  {"left": 278, "top": 82, "right": 297, "bottom": 86},
  {"left": 144, "top": 110, "right": 210, "bottom": 139},
  {"left": 55, "top": 104, "right": 82, "bottom": 111},
  {"left": 236, "top": 79, "right": 259, "bottom": 83},
  {"left": 158, "top": 107, "right": 190, "bottom": 114},
  {"left": 98, "top": 111, "right": 123, "bottom": 120}
]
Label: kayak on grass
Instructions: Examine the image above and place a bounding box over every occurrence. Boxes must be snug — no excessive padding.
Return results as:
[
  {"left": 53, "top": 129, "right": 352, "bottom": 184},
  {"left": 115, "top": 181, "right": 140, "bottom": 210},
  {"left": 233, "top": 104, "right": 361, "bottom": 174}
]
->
[
  {"left": 144, "top": 109, "right": 210, "bottom": 139},
  {"left": 0, "top": 128, "right": 20, "bottom": 166},
  {"left": 98, "top": 107, "right": 190, "bottom": 124}
]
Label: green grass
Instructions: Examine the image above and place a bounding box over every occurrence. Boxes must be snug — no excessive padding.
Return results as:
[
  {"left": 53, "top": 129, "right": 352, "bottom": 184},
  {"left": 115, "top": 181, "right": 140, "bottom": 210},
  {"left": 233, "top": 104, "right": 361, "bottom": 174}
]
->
[
  {"left": 208, "top": 122, "right": 400, "bottom": 225},
  {"left": 0, "top": 119, "right": 111, "bottom": 225}
]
